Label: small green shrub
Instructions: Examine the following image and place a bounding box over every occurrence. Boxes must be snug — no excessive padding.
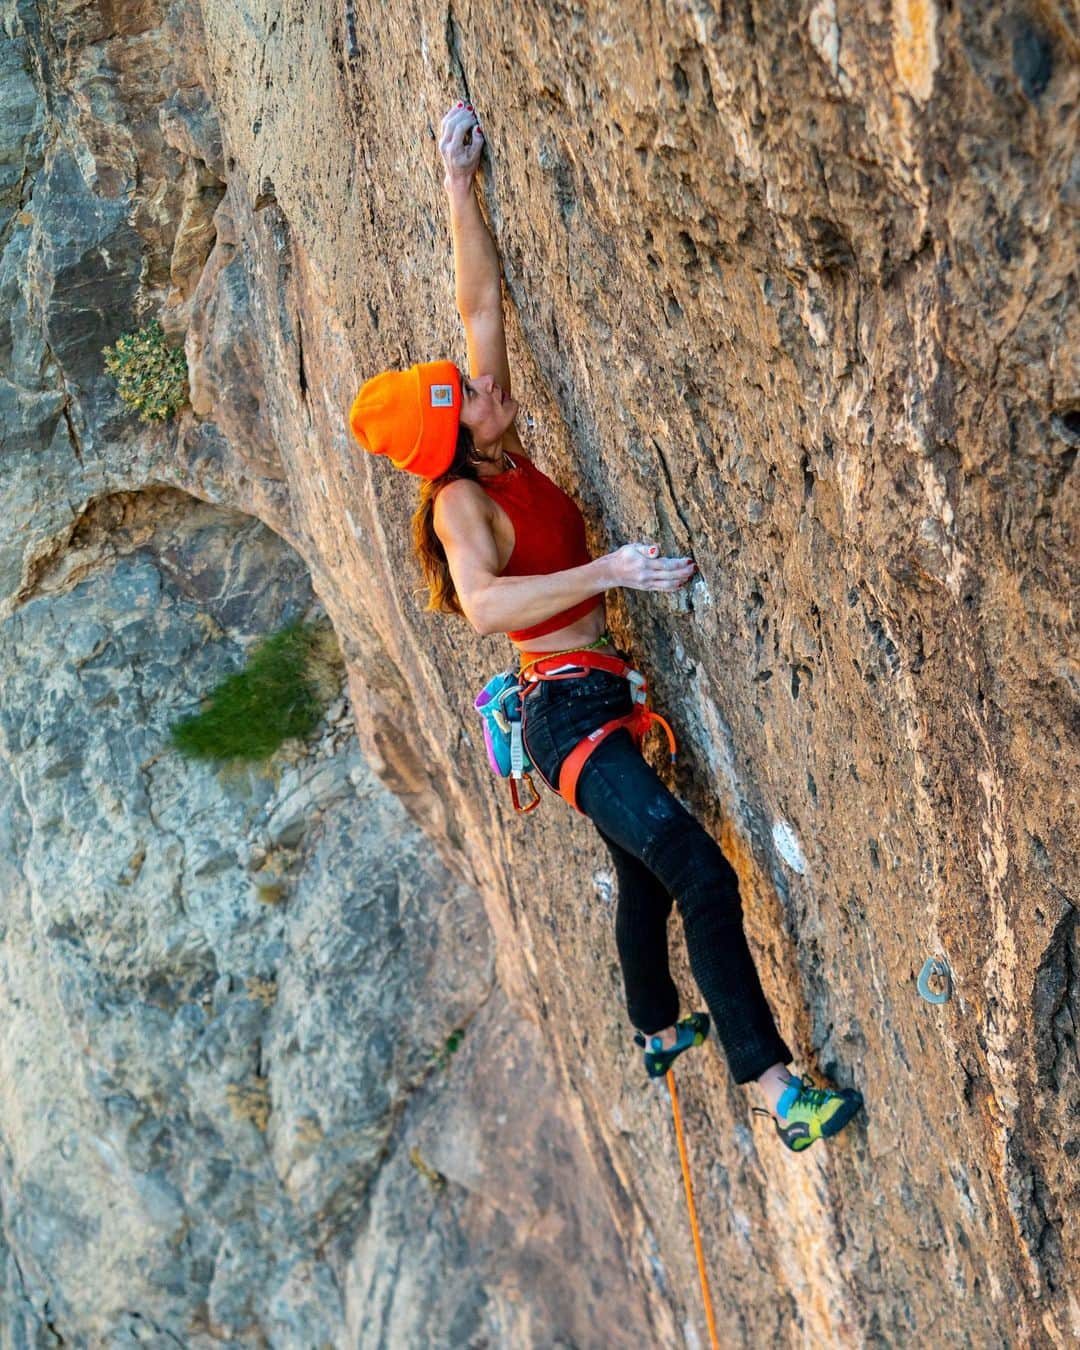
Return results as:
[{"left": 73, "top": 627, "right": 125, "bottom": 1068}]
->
[
  {"left": 170, "top": 619, "right": 336, "bottom": 763},
  {"left": 430, "top": 1027, "right": 466, "bottom": 1071},
  {"left": 102, "top": 318, "right": 189, "bottom": 421}
]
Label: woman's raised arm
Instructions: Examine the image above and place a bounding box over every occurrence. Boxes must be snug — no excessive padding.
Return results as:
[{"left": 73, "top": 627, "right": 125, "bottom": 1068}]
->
[{"left": 439, "top": 103, "right": 514, "bottom": 400}]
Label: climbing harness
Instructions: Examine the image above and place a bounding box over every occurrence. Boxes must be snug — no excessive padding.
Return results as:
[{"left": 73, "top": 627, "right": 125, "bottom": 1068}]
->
[
  {"left": 518, "top": 643, "right": 678, "bottom": 815},
  {"left": 917, "top": 955, "right": 953, "bottom": 1004},
  {"left": 667, "top": 1068, "right": 719, "bottom": 1350},
  {"left": 472, "top": 633, "right": 677, "bottom": 815}
]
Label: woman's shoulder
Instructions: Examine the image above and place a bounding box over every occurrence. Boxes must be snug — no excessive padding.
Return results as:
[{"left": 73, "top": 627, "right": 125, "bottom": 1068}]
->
[
  {"left": 432, "top": 476, "right": 494, "bottom": 534},
  {"left": 433, "top": 475, "right": 488, "bottom": 507}
]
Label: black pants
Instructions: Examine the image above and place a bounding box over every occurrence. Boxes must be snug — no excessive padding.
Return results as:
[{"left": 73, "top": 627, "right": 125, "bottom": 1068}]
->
[{"left": 521, "top": 650, "right": 793, "bottom": 1085}]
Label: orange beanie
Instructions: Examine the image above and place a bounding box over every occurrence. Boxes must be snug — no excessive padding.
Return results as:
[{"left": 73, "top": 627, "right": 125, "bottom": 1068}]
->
[{"left": 348, "top": 360, "right": 462, "bottom": 478}]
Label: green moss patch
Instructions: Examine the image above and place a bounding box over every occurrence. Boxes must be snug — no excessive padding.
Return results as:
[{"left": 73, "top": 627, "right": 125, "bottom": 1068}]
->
[{"left": 170, "top": 618, "right": 342, "bottom": 763}]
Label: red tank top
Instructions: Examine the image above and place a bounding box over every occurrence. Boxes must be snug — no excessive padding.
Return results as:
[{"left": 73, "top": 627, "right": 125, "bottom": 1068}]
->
[{"left": 475, "top": 450, "right": 604, "bottom": 643}]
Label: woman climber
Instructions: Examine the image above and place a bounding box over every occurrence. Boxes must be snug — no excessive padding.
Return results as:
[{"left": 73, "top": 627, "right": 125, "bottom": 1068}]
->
[{"left": 348, "top": 101, "right": 863, "bottom": 1152}]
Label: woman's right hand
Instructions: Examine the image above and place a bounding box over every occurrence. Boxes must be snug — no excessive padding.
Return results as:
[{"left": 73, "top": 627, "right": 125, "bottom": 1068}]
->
[
  {"left": 439, "top": 102, "right": 483, "bottom": 191},
  {"left": 606, "top": 543, "right": 697, "bottom": 591}
]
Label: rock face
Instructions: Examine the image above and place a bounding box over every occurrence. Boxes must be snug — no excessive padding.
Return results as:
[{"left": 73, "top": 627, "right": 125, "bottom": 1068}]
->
[
  {"left": 1, "top": 0, "right": 1077, "bottom": 1346},
  {"left": 0, "top": 489, "right": 653, "bottom": 1344}
]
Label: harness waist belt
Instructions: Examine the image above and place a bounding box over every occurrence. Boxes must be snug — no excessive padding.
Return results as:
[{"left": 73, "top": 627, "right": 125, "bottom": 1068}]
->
[{"left": 520, "top": 649, "right": 637, "bottom": 681}]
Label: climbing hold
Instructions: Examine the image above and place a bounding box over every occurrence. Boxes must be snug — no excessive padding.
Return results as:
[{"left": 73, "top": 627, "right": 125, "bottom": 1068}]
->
[{"left": 917, "top": 956, "right": 952, "bottom": 1005}]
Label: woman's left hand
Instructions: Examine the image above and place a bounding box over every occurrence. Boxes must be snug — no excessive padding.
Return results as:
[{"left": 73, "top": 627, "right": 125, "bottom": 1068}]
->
[{"left": 439, "top": 102, "right": 484, "bottom": 190}]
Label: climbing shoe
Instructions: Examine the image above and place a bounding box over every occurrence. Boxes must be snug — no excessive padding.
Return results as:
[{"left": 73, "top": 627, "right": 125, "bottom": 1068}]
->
[
  {"left": 634, "top": 1012, "right": 710, "bottom": 1079},
  {"left": 752, "top": 1075, "right": 863, "bottom": 1152}
]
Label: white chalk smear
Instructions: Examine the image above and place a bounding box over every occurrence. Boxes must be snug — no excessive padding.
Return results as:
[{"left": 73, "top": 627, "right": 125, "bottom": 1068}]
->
[{"left": 772, "top": 819, "right": 807, "bottom": 874}]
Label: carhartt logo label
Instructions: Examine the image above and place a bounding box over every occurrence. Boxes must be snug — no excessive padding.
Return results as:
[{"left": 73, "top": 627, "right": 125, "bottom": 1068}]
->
[{"left": 430, "top": 384, "right": 454, "bottom": 407}]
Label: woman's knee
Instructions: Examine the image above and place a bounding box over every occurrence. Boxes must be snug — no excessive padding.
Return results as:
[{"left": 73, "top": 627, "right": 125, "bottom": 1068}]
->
[{"left": 642, "top": 813, "right": 743, "bottom": 923}]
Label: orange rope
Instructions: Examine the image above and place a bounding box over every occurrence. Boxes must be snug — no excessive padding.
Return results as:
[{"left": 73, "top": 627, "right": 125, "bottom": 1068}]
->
[{"left": 667, "top": 1068, "right": 719, "bottom": 1350}]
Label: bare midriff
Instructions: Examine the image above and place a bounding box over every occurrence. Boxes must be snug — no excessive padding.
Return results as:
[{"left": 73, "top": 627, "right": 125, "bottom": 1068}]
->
[{"left": 514, "top": 601, "right": 608, "bottom": 669}]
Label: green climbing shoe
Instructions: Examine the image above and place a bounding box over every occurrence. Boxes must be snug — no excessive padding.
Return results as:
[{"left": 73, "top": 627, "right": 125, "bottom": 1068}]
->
[
  {"left": 634, "top": 1012, "right": 710, "bottom": 1079},
  {"left": 752, "top": 1075, "right": 863, "bottom": 1152}
]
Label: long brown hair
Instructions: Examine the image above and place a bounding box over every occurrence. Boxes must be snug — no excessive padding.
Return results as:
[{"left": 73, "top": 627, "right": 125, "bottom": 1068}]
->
[{"left": 410, "top": 421, "right": 480, "bottom": 616}]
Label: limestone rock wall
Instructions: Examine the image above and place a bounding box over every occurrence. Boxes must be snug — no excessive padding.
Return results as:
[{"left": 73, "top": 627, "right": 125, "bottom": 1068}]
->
[
  {"left": 0, "top": 0, "right": 1077, "bottom": 1345},
  {"left": 0, "top": 488, "right": 653, "bottom": 1344}
]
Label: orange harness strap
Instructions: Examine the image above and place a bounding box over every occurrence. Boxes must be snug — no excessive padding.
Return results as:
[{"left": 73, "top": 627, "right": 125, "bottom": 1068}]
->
[
  {"left": 556, "top": 705, "right": 676, "bottom": 813},
  {"left": 519, "top": 648, "right": 637, "bottom": 681},
  {"left": 520, "top": 648, "right": 677, "bottom": 815}
]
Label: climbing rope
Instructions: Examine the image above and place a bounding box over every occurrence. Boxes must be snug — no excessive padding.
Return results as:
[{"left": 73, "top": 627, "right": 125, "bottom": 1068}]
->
[{"left": 666, "top": 1068, "right": 719, "bottom": 1350}]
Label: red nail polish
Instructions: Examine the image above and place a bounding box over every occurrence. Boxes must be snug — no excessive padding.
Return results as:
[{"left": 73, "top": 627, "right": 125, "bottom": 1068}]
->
[{"left": 457, "top": 102, "right": 463, "bottom": 108}]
